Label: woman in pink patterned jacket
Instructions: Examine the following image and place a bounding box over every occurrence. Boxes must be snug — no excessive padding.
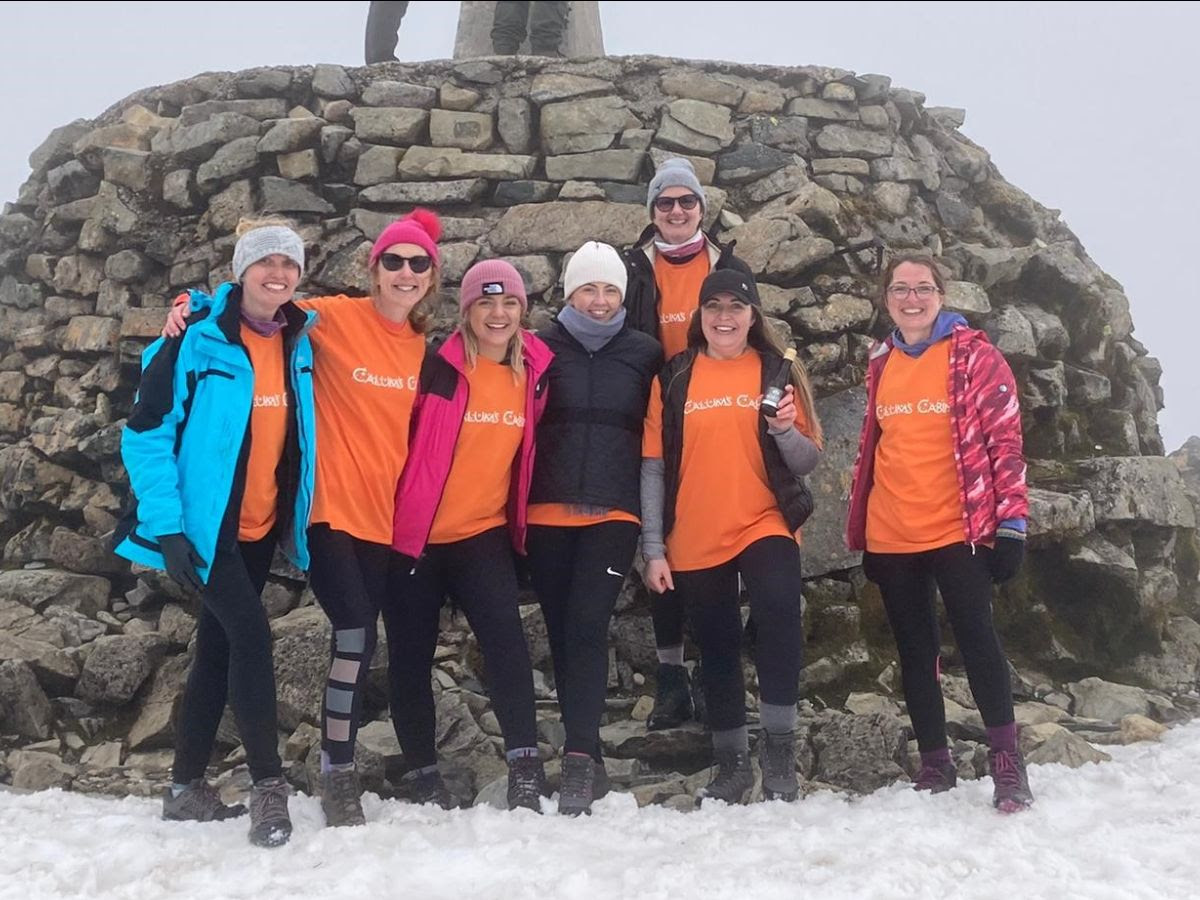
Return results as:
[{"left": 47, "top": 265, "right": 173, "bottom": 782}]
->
[{"left": 846, "top": 254, "right": 1033, "bottom": 813}]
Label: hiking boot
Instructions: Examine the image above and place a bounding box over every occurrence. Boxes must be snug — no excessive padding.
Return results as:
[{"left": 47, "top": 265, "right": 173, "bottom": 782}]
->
[
  {"left": 320, "top": 767, "right": 366, "bottom": 827},
  {"left": 695, "top": 749, "right": 753, "bottom": 807},
  {"left": 759, "top": 731, "right": 799, "bottom": 802},
  {"left": 161, "top": 779, "right": 246, "bottom": 822},
  {"left": 248, "top": 776, "right": 293, "bottom": 848},
  {"left": 557, "top": 754, "right": 610, "bottom": 817},
  {"left": 913, "top": 759, "right": 958, "bottom": 794},
  {"left": 397, "top": 768, "right": 456, "bottom": 810},
  {"left": 648, "top": 663, "right": 693, "bottom": 730},
  {"left": 988, "top": 748, "right": 1034, "bottom": 813},
  {"left": 506, "top": 755, "right": 547, "bottom": 813}
]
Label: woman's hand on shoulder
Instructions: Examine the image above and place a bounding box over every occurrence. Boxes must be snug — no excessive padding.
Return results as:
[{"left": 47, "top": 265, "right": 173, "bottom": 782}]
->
[{"left": 162, "top": 294, "right": 192, "bottom": 339}]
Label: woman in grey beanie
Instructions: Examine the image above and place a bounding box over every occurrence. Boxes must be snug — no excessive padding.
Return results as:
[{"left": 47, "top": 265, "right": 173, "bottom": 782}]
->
[{"left": 622, "top": 157, "right": 755, "bottom": 732}]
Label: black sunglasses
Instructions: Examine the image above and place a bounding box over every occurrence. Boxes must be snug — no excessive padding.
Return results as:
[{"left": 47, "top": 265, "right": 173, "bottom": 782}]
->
[
  {"left": 379, "top": 252, "right": 433, "bottom": 274},
  {"left": 653, "top": 194, "right": 701, "bottom": 213}
]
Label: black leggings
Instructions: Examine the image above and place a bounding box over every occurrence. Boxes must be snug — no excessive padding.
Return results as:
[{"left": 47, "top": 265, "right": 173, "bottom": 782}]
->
[
  {"left": 863, "top": 543, "right": 1015, "bottom": 752},
  {"left": 389, "top": 526, "right": 538, "bottom": 769},
  {"left": 173, "top": 535, "right": 281, "bottom": 784},
  {"left": 308, "top": 523, "right": 403, "bottom": 767},
  {"left": 527, "top": 521, "right": 640, "bottom": 760},
  {"left": 672, "top": 536, "right": 804, "bottom": 732},
  {"left": 650, "top": 588, "right": 686, "bottom": 654}
]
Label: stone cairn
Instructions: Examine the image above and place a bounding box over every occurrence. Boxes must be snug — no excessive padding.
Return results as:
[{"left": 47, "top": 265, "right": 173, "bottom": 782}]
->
[{"left": 1, "top": 54, "right": 1198, "bottom": 807}]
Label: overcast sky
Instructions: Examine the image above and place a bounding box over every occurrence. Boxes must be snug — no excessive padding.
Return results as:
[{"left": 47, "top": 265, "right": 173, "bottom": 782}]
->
[{"left": 2, "top": 2, "right": 1197, "bottom": 449}]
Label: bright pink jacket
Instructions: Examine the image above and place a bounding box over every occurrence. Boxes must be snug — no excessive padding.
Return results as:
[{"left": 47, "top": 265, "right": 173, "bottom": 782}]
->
[
  {"left": 846, "top": 325, "right": 1028, "bottom": 551},
  {"left": 391, "top": 330, "right": 553, "bottom": 560}
]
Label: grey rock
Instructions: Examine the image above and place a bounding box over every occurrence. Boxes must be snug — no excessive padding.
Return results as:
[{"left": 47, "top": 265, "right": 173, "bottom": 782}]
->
[
  {"left": 257, "top": 117, "right": 324, "bottom": 154},
  {"left": 1027, "top": 488, "right": 1095, "bottom": 541},
  {"left": 660, "top": 70, "right": 743, "bottom": 106},
  {"left": 749, "top": 116, "right": 810, "bottom": 153},
  {"left": 47, "top": 160, "right": 100, "bottom": 203},
  {"left": 353, "top": 145, "right": 403, "bottom": 186},
  {"left": 943, "top": 280, "right": 991, "bottom": 315},
  {"left": 528, "top": 73, "right": 612, "bottom": 104},
  {"left": 153, "top": 112, "right": 262, "bottom": 164},
  {"left": 11, "top": 752, "right": 75, "bottom": 791},
  {"left": 1079, "top": 457, "right": 1195, "bottom": 528},
  {"left": 311, "top": 65, "right": 357, "bottom": 99},
  {"left": 399, "top": 146, "right": 536, "bottom": 180},
  {"left": 497, "top": 97, "right": 533, "bottom": 154},
  {"left": 716, "top": 143, "right": 794, "bottom": 185},
  {"left": 599, "top": 720, "right": 711, "bottom": 773},
  {"left": 0, "top": 569, "right": 110, "bottom": 616},
  {"left": 743, "top": 165, "right": 810, "bottom": 204},
  {"left": 490, "top": 201, "right": 646, "bottom": 254},
  {"left": 362, "top": 80, "right": 437, "bottom": 108},
  {"left": 982, "top": 305, "right": 1037, "bottom": 360},
  {"left": 76, "top": 634, "right": 168, "bottom": 705},
  {"left": 260, "top": 177, "right": 335, "bottom": 215},
  {"left": 177, "top": 99, "right": 287, "bottom": 126},
  {"left": 196, "top": 136, "right": 260, "bottom": 191},
  {"left": 540, "top": 95, "right": 629, "bottom": 155},
  {"left": 810, "top": 711, "right": 908, "bottom": 792},
  {"left": 1018, "top": 305, "right": 1070, "bottom": 358},
  {"left": 804, "top": 387, "right": 869, "bottom": 578},
  {"left": 545, "top": 149, "right": 645, "bottom": 183},
  {"left": 1064, "top": 365, "right": 1112, "bottom": 407},
  {"left": 1020, "top": 723, "right": 1111, "bottom": 767},
  {"left": 361, "top": 179, "right": 488, "bottom": 206},
  {"left": 440, "top": 84, "right": 481, "bottom": 111},
  {"left": 349, "top": 107, "right": 429, "bottom": 145},
  {"left": 127, "top": 654, "right": 189, "bottom": 750},
  {"left": 814, "top": 125, "right": 892, "bottom": 159},
  {"left": 0, "top": 659, "right": 54, "bottom": 739},
  {"left": 786, "top": 98, "right": 858, "bottom": 121}
]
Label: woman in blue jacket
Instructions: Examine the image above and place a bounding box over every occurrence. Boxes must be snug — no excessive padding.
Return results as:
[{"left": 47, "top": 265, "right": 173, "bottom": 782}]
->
[{"left": 115, "top": 218, "right": 317, "bottom": 848}]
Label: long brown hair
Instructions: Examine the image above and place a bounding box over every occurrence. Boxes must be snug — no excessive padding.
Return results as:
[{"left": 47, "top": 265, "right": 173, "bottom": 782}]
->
[{"left": 686, "top": 305, "right": 824, "bottom": 446}]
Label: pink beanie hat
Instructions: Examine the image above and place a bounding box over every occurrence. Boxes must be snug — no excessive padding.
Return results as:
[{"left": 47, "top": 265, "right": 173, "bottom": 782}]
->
[
  {"left": 459, "top": 259, "right": 528, "bottom": 315},
  {"left": 369, "top": 208, "right": 442, "bottom": 267}
]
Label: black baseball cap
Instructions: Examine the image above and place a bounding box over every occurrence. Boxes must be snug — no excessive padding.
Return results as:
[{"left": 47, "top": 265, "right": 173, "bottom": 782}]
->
[{"left": 699, "top": 269, "right": 760, "bottom": 307}]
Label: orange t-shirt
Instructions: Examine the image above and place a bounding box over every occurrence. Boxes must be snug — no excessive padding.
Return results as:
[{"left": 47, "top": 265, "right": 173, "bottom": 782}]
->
[
  {"left": 428, "top": 356, "right": 527, "bottom": 545},
  {"left": 526, "top": 503, "right": 639, "bottom": 528},
  {"left": 642, "top": 350, "right": 804, "bottom": 571},
  {"left": 301, "top": 296, "right": 426, "bottom": 545},
  {"left": 866, "top": 341, "right": 965, "bottom": 553},
  {"left": 653, "top": 251, "right": 710, "bottom": 360},
  {"left": 238, "top": 324, "right": 288, "bottom": 541}
]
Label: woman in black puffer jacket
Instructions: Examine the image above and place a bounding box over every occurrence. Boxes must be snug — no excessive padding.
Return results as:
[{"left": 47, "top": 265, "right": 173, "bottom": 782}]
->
[{"left": 526, "top": 241, "right": 662, "bottom": 816}]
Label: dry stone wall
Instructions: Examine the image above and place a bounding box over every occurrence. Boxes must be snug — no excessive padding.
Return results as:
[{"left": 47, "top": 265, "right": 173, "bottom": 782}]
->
[{"left": 0, "top": 54, "right": 1197, "bottom": 801}]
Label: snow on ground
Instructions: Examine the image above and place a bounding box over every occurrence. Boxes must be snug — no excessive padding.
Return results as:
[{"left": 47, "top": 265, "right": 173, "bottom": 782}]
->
[{"left": 4, "top": 722, "right": 1200, "bottom": 900}]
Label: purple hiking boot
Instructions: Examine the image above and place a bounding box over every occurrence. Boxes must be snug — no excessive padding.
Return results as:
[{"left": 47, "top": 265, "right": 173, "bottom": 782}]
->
[
  {"left": 913, "top": 759, "right": 958, "bottom": 793},
  {"left": 988, "top": 748, "right": 1034, "bottom": 813}
]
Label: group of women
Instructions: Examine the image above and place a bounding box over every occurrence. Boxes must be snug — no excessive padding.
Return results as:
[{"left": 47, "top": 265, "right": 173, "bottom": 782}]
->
[{"left": 115, "top": 157, "right": 1033, "bottom": 847}]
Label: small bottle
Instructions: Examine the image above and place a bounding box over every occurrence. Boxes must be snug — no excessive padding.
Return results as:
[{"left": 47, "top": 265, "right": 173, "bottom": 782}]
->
[{"left": 760, "top": 348, "right": 798, "bottom": 418}]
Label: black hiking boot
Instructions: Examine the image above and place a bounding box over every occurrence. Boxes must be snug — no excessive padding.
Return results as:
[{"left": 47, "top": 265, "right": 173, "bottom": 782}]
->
[
  {"left": 161, "top": 779, "right": 247, "bottom": 822},
  {"left": 648, "top": 663, "right": 693, "bottom": 730},
  {"left": 695, "top": 749, "right": 753, "bottom": 807},
  {"left": 557, "top": 754, "right": 610, "bottom": 817},
  {"left": 759, "top": 731, "right": 799, "bottom": 802},
  {"left": 506, "top": 755, "right": 547, "bottom": 813},
  {"left": 397, "top": 768, "right": 456, "bottom": 810}
]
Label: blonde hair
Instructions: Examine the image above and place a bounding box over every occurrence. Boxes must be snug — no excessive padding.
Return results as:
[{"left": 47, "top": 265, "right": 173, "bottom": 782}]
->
[
  {"left": 461, "top": 303, "right": 527, "bottom": 381},
  {"left": 234, "top": 215, "right": 299, "bottom": 237}
]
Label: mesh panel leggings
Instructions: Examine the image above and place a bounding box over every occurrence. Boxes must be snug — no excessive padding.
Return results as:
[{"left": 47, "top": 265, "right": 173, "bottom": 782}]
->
[
  {"left": 672, "top": 536, "right": 804, "bottom": 732},
  {"left": 307, "top": 524, "right": 401, "bottom": 766},
  {"left": 172, "top": 534, "right": 281, "bottom": 783},
  {"left": 527, "top": 521, "right": 640, "bottom": 760},
  {"left": 863, "top": 542, "right": 1015, "bottom": 752}
]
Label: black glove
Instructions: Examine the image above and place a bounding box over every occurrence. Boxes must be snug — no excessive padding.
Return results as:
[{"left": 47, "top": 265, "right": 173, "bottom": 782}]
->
[
  {"left": 158, "top": 533, "right": 204, "bottom": 591},
  {"left": 987, "top": 536, "right": 1025, "bottom": 584}
]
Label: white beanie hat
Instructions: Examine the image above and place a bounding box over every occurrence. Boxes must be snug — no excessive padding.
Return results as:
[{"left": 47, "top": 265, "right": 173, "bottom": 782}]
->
[
  {"left": 563, "top": 241, "right": 628, "bottom": 301},
  {"left": 232, "top": 226, "right": 305, "bottom": 282}
]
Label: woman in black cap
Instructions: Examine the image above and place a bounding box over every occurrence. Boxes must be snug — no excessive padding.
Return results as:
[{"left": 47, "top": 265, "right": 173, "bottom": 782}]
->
[{"left": 640, "top": 268, "right": 823, "bottom": 805}]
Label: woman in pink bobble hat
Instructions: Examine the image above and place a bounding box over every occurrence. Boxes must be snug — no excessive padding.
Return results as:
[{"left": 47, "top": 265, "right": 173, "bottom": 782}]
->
[
  {"left": 389, "top": 259, "right": 556, "bottom": 814},
  {"left": 163, "top": 208, "right": 446, "bottom": 825}
]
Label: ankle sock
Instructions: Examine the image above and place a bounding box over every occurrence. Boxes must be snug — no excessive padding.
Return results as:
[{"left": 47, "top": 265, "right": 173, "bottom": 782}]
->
[
  {"left": 506, "top": 747, "right": 540, "bottom": 763},
  {"left": 987, "top": 721, "right": 1018, "bottom": 754},
  {"left": 760, "top": 702, "right": 797, "bottom": 736},
  {"left": 170, "top": 782, "right": 192, "bottom": 798},
  {"left": 656, "top": 645, "right": 685, "bottom": 667},
  {"left": 711, "top": 725, "right": 749, "bottom": 755},
  {"left": 920, "top": 747, "right": 952, "bottom": 769}
]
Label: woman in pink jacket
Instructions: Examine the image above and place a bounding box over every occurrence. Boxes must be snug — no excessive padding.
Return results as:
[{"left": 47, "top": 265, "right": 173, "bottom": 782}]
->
[
  {"left": 390, "top": 260, "right": 554, "bottom": 813},
  {"left": 846, "top": 253, "right": 1033, "bottom": 813}
]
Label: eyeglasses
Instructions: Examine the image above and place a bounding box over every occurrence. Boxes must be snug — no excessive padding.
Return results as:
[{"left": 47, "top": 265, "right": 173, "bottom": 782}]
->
[
  {"left": 653, "top": 194, "right": 701, "bottom": 213},
  {"left": 887, "top": 284, "right": 941, "bottom": 300},
  {"left": 379, "top": 253, "right": 433, "bottom": 274}
]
